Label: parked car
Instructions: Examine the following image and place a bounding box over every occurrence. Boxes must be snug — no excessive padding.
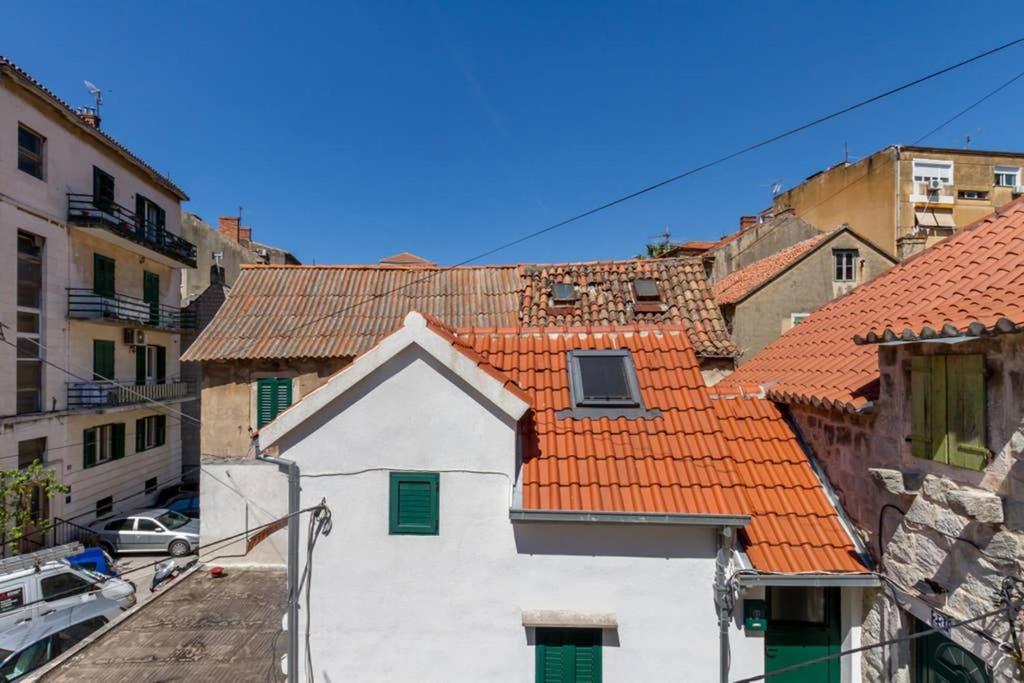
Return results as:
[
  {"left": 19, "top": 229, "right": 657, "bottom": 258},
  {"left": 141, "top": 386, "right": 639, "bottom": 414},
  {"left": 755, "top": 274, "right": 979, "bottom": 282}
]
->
[
  {"left": 88, "top": 509, "right": 199, "bottom": 557},
  {"left": 0, "top": 598, "right": 123, "bottom": 680},
  {"left": 0, "top": 558, "right": 134, "bottom": 633},
  {"left": 155, "top": 482, "right": 198, "bottom": 507},
  {"left": 66, "top": 547, "right": 118, "bottom": 577},
  {"left": 164, "top": 493, "right": 199, "bottom": 519}
]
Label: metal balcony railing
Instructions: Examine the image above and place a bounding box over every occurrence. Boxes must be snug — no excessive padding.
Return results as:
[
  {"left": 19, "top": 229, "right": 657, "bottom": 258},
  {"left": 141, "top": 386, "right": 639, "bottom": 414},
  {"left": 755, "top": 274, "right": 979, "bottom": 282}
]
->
[
  {"left": 68, "top": 288, "right": 195, "bottom": 331},
  {"left": 67, "top": 379, "right": 193, "bottom": 409},
  {"left": 67, "top": 193, "right": 197, "bottom": 267}
]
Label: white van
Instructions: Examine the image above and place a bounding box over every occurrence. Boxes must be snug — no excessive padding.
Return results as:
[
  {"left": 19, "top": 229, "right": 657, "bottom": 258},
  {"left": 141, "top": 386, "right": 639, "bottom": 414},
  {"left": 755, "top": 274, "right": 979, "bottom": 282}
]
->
[{"left": 0, "top": 547, "right": 134, "bottom": 633}]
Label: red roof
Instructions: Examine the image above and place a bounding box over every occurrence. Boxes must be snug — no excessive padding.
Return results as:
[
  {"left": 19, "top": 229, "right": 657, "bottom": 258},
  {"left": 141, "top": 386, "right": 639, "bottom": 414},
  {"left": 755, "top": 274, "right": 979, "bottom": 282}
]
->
[
  {"left": 379, "top": 252, "right": 437, "bottom": 267},
  {"left": 712, "top": 231, "right": 832, "bottom": 305},
  {"left": 719, "top": 198, "right": 1024, "bottom": 411},
  {"left": 450, "top": 325, "right": 866, "bottom": 574}
]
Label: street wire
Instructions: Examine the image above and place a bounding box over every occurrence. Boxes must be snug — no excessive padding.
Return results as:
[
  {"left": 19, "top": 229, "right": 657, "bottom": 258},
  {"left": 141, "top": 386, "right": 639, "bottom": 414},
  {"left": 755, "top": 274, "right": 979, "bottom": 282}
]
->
[{"left": 913, "top": 68, "right": 1024, "bottom": 145}]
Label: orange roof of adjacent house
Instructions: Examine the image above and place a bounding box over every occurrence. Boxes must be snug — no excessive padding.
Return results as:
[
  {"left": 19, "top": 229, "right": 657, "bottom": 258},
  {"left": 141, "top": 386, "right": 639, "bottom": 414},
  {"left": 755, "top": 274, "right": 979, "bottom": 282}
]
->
[
  {"left": 718, "top": 198, "right": 1024, "bottom": 412},
  {"left": 712, "top": 231, "right": 833, "bottom": 305},
  {"left": 450, "top": 325, "right": 866, "bottom": 574}
]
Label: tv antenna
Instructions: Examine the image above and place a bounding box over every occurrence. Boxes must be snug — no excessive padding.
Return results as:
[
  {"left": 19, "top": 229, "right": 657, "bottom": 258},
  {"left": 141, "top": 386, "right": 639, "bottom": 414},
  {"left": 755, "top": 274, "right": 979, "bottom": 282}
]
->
[{"left": 83, "top": 80, "right": 103, "bottom": 116}]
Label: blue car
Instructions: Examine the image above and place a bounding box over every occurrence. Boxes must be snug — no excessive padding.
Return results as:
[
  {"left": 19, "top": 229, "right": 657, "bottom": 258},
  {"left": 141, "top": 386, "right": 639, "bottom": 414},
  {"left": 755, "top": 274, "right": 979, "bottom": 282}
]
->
[
  {"left": 67, "top": 547, "right": 118, "bottom": 577},
  {"left": 165, "top": 494, "right": 199, "bottom": 519}
]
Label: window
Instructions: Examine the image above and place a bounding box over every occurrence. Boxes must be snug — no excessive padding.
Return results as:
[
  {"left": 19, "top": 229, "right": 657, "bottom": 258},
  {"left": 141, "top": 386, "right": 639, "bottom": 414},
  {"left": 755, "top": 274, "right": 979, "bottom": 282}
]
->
[
  {"left": 17, "top": 232, "right": 43, "bottom": 414},
  {"left": 135, "top": 195, "right": 166, "bottom": 238},
  {"left": 40, "top": 572, "right": 92, "bottom": 602},
  {"left": 994, "top": 166, "right": 1020, "bottom": 188},
  {"left": 912, "top": 159, "right": 953, "bottom": 185},
  {"left": 17, "top": 124, "right": 44, "bottom": 179},
  {"left": 93, "top": 253, "right": 115, "bottom": 298},
  {"left": 551, "top": 283, "right": 576, "bottom": 305},
  {"left": 135, "top": 345, "right": 166, "bottom": 386},
  {"left": 144, "top": 477, "right": 158, "bottom": 495},
  {"left": 568, "top": 351, "right": 642, "bottom": 407},
  {"left": 833, "top": 250, "right": 858, "bottom": 282},
  {"left": 103, "top": 518, "right": 131, "bottom": 531},
  {"left": 92, "top": 166, "right": 114, "bottom": 210},
  {"left": 143, "top": 271, "right": 160, "bottom": 326},
  {"left": 790, "top": 313, "right": 810, "bottom": 326},
  {"left": 136, "top": 518, "right": 160, "bottom": 532},
  {"left": 910, "top": 355, "right": 987, "bottom": 470},
  {"left": 52, "top": 617, "right": 108, "bottom": 656},
  {"left": 83, "top": 424, "right": 125, "bottom": 469},
  {"left": 389, "top": 472, "right": 439, "bottom": 535},
  {"left": 135, "top": 415, "right": 166, "bottom": 452},
  {"left": 256, "top": 377, "right": 293, "bottom": 427},
  {"left": 18, "top": 438, "right": 46, "bottom": 470},
  {"left": 93, "top": 340, "right": 114, "bottom": 381},
  {"left": 769, "top": 587, "right": 826, "bottom": 623},
  {"left": 0, "top": 637, "right": 51, "bottom": 679},
  {"left": 958, "top": 189, "right": 989, "bottom": 200},
  {"left": 535, "top": 628, "right": 602, "bottom": 683},
  {"left": 633, "top": 278, "right": 661, "bottom": 302},
  {"left": 95, "top": 496, "right": 114, "bottom": 517}
]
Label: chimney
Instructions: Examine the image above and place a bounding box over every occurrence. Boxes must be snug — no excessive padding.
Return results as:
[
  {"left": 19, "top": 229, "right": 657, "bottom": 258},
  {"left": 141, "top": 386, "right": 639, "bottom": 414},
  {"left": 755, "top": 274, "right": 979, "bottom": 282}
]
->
[
  {"left": 739, "top": 215, "right": 757, "bottom": 232},
  {"left": 218, "top": 216, "right": 241, "bottom": 243},
  {"left": 210, "top": 264, "right": 225, "bottom": 285},
  {"left": 238, "top": 227, "right": 252, "bottom": 243},
  {"left": 76, "top": 108, "right": 101, "bottom": 129}
]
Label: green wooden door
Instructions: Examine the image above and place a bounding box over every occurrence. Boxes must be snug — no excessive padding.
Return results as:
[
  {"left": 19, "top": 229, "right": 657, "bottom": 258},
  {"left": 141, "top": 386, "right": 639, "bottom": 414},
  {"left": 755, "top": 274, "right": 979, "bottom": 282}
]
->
[
  {"left": 535, "top": 628, "right": 601, "bottom": 683},
  {"left": 765, "top": 587, "right": 840, "bottom": 682},
  {"left": 914, "top": 620, "right": 990, "bottom": 683},
  {"left": 143, "top": 271, "right": 159, "bottom": 326}
]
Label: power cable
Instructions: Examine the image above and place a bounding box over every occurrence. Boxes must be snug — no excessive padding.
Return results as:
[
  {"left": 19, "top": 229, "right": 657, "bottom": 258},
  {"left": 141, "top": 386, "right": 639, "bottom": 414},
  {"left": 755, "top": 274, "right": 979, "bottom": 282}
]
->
[
  {"left": 239, "top": 36, "right": 1024, "bottom": 348},
  {"left": 913, "top": 69, "right": 1024, "bottom": 145}
]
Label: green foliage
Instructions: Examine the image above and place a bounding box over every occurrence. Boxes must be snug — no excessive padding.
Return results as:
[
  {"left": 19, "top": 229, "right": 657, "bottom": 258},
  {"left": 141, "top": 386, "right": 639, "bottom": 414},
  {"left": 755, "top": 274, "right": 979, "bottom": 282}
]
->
[{"left": 0, "top": 462, "right": 68, "bottom": 555}]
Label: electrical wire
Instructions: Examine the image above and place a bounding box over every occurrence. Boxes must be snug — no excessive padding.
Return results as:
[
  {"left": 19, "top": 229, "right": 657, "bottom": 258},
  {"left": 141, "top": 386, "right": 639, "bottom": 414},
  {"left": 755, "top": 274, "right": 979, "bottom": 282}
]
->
[
  {"left": 913, "top": 69, "right": 1024, "bottom": 145},
  {"left": 243, "top": 36, "right": 1024, "bottom": 349}
]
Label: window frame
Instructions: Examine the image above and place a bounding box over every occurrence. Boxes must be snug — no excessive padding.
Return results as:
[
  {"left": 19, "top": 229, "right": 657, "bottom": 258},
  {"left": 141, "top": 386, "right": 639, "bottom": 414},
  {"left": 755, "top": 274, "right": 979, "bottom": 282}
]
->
[
  {"left": 909, "top": 354, "right": 988, "bottom": 471},
  {"left": 95, "top": 496, "right": 114, "bottom": 518},
  {"left": 790, "top": 313, "right": 810, "bottom": 326},
  {"left": 994, "top": 165, "right": 1020, "bottom": 188},
  {"left": 535, "top": 627, "right": 603, "bottom": 683},
  {"left": 388, "top": 471, "right": 440, "bottom": 536},
  {"left": 17, "top": 123, "right": 45, "bottom": 180},
  {"left": 135, "top": 415, "right": 166, "bottom": 452},
  {"left": 911, "top": 158, "right": 953, "bottom": 185},
  {"left": 551, "top": 283, "right": 576, "bottom": 305},
  {"left": 256, "top": 377, "right": 293, "bottom": 428},
  {"left": 83, "top": 423, "right": 125, "bottom": 469},
  {"left": 632, "top": 278, "right": 661, "bottom": 302},
  {"left": 567, "top": 350, "right": 643, "bottom": 408},
  {"left": 16, "top": 231, "right": 44, "bottom": 415},
  {"left": 833, "top": 249, "right": 858, "bottom": 283}
]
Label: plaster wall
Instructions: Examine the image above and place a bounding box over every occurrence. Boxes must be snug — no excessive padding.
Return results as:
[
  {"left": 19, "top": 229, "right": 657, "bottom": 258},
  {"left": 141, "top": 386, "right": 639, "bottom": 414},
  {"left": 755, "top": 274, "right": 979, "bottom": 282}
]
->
[{"left": 179, "top": 213, "right": 259, "bottom": 304}]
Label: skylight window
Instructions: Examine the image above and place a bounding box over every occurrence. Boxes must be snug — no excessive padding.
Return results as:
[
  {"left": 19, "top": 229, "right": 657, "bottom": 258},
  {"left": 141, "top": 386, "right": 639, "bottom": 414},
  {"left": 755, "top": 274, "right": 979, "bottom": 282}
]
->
[
  {"left": 568, "top": 350, "right": 642, "bottom": 407},
  {"left": 633, "top": 278, "right": 661, "bottom": 302},
  {"left": 551, "top": 283, "right": 576, "bottom": 305}
]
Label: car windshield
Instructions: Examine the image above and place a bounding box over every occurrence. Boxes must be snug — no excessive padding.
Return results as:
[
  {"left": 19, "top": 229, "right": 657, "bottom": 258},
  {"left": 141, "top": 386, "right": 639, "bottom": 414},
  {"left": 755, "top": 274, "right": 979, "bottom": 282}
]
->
[
  {"left": 154, "top": 511, "right": 189, "bottom": 530},
  {"left": 81, "top": 568, "right": 109, "bottom": 584}
]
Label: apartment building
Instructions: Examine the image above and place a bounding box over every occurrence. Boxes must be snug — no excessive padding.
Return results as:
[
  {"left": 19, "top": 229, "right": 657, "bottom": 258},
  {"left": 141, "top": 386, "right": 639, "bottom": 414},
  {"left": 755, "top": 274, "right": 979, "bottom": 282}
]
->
[
  {"left": 771, "top": 144, "right": 1024, "bottom": 258},
  {"left": 1, "top": 56, "right": 195, "bottom": 534}
]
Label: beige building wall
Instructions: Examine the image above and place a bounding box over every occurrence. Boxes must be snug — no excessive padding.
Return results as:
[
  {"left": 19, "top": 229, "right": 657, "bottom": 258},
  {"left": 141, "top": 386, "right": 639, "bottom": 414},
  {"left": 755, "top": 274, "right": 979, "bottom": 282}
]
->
[{"left": 179, "top": 213, "right": 259, "bottom": 304}]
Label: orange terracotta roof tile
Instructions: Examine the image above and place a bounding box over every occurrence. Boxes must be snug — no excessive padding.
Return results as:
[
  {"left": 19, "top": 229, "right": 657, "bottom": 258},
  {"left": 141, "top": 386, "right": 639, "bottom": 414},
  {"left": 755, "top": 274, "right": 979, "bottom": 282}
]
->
[
  {"left": 712, "top": 231, "right": 833, "bottom": 305},
  {"left": 719, "top": 198, "right": 1024, "bottom": 411},
  {"left": 448, "top": 325, "right": 866, "bottom": 574}
]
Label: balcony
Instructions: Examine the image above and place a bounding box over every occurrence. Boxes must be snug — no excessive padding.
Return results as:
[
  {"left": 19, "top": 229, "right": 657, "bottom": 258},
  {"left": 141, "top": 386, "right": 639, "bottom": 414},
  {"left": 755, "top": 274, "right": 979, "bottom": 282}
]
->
[
  {"left": 67, "top": 194, "right": 197, "bottom": 268},
  {"left": 67, "top": 379, "right": 194, "bottom": 410},
  {"left": 68, "top": 289, "right": 195, "bottom": 332}
]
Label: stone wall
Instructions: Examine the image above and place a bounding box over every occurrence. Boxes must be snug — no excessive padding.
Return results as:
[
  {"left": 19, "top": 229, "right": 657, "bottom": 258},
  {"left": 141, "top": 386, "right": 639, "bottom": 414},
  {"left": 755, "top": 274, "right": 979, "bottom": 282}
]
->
[{"left": 788, "top": 334, "right": 1024, "bottom": 681}]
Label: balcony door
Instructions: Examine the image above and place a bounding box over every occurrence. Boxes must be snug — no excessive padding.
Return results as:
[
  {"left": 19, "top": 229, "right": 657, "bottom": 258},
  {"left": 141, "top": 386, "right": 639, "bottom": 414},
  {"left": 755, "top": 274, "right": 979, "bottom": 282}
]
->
[
  {"left": 92, "top": 166, "right": 114, "bottom": 212},
  {"left": 143, "top": 272, "right": 160, "bottom": 326}
]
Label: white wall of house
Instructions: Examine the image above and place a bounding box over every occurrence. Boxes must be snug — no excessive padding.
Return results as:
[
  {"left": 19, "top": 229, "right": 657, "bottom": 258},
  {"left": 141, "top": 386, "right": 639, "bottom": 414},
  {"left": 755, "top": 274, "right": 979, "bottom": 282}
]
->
[{"left": 202, "top": 342, "right": 757, "bottom": 681}]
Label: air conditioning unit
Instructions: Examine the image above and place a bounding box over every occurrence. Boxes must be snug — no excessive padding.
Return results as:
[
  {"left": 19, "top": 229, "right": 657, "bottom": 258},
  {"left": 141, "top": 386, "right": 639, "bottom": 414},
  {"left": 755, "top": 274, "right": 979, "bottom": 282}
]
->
[
  {"left": 1014, "top": 185, "right": 1024, "bottom": 195},
  {"left": 927, "top": 178, "right": 944, "bottom": 190},
  {"left": 123, "top": 329, "right": 145, "bottom": 346}
]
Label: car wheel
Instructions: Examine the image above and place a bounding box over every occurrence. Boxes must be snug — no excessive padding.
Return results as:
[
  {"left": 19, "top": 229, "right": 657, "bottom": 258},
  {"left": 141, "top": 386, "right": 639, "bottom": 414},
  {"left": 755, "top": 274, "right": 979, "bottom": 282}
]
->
[
  {"left": 99, "top": 541, "right": 116, "bottom": 557},
  {"left": 168, "top": 540, "right": 190, "bottom": 557}
]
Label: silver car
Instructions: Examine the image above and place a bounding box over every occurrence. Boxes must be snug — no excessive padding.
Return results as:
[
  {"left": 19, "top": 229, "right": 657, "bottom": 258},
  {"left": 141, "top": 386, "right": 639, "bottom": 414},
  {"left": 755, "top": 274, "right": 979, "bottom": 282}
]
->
[{"left": 88, "top": 508, "right": 199, "bottom": 557}]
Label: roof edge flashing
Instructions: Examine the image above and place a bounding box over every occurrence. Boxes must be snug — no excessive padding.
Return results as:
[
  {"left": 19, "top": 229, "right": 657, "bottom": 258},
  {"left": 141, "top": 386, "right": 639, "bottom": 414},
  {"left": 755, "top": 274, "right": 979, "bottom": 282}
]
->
[
  {"left": 735, "top": 571, "right": 879, "bottom": 587},
  {"left": 509, "top": 509, "right": 750, "bottom": 527}
]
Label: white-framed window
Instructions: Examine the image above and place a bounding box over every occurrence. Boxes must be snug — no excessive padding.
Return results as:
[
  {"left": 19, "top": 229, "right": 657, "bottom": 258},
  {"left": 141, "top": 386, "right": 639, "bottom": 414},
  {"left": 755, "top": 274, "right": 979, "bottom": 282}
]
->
[
  {"left": 994, "top": 166, "right": 1020, "bottom": 188},
  {"left": 834, "top": 250, "right": 858, "bottom": 282},
  {"left": 912, "top": 159, "right": 953, "bottom": 185},
  {"left": 791, "top": 313, "right": 810, "bottom": 326},
  {"left": 17, "top": 231, "right": 44, "bottom": 415}
]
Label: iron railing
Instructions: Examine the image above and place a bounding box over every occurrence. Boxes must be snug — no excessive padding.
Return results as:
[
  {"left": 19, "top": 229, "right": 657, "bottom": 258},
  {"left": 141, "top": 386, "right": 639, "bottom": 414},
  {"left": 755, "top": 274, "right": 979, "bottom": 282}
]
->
[
  {"left": 67, "top": 193, "right": 197, "bottom": 267},
  {"left": 67, "top": 288, "right": 195, "bottom": 331},
  {"left": 67, "top": 378, "right": 193, "bottom": 409},
  {"left": 6, "top": 518, "right": 99, "bottom": 557}
]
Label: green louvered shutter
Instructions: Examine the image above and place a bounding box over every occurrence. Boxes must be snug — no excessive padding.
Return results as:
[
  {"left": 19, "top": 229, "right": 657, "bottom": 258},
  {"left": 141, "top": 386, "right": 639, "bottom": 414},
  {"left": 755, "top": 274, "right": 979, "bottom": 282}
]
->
[
  {"left": 93, "top": 254, "right": 115, "bottom": 298},
  {"left": 535, "top": 629, "right": 602, "bottom": 683},
  {"left": 389, "top": 472, "right": 439, "bottom": 535},
  {"left": 135, "top": 345, "right": 147, "bottom": 385},
  {"left": 111, "top": 423, "right": 126, "bottom": 460},
  {"left": 275, "top": 377, "right": 292, "bottom": 414},
  {"left": 257, "top": 379, "right": 276, "bottom": 427},
  {"left": 83, "top": 428, "right": 97, "bottom": 469},
  {"left": 946, "top": 355, "right": 988, "bottom": 471},
  {"left": 93, "top": 340, "right": 114, "bottom": 381},
  {"left": 156, "top": 346, "right": 166, "bottom": 384},
  {"left": 156, "top": 415, "right": 166, "bottom": 446},
  {"left": 135, "top": 417, "right": 145, "bottom": 452}
]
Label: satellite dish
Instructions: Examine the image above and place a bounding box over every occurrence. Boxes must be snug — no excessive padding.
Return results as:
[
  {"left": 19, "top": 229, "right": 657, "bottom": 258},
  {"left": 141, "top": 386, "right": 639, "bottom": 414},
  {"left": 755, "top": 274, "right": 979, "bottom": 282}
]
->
[{"left": 84, "top": 80, "right": 101, "bottom": 95}]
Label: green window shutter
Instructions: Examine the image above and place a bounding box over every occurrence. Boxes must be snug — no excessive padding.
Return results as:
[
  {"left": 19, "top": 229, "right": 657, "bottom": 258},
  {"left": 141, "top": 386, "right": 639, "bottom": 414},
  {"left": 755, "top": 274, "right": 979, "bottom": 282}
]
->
[
  {"left": 924, "top": 356, "right": 949, "bottom": 464},
  {"left": 143, "top": 271, "right": 159, "bottom": 326},
  {"left": 389, "top": 472, "right": 439, "bottom": 535},
  {"left": 535, "top": 629, "right": 602, "bottom": 683},
  {"left": 909, "top": 356, "right": 932, "bottom": 459},
  {"left": 257, "top": 379, "right": 276, "bottom": 428},
  {"left": 156, "top": 346, "right": 166, "bottom": 384},
  {"left": 135, "top": 194, "right": 146, "bottom": 229},
  {"left": 93, "top": 340, "right": 114, "bottom": 380},
  {"left": 156, "top": 415, "right": 166, "bottom": 446},
  {"left": 93, "top": 254, "right": 115, "bottom": 297},
  {"left": 135, "top": 345, "right": 147, "bottom": 385},
  {"left": 135, "top": 417, "right": 145, "bottom": 453},
  {"left": 276, "top": 377, "right": 292, "bottom": 413},
  {"left": 92, "top": 167, "right": 114, "bottom": 209},
  {"left": 155, "top": 205, "right": 166, "bottom": 231},
  {"left": 111, "top": 423, "right": 126, "bottom": 460},
  {"left": 946, "top": 355, "right": 988, "bottom": 470},
  {"left": 83, "top": 428, "right": 97, "bottom": 469}
]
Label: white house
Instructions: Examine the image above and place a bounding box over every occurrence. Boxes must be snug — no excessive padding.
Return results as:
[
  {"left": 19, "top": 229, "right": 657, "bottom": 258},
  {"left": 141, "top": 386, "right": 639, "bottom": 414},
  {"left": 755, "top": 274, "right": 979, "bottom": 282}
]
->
[
  {"left": 0, "top": 56, "right": 195, "bottom": 539},
  {"left": 202, "top": 311, "right": 875, "bottom": 682}
]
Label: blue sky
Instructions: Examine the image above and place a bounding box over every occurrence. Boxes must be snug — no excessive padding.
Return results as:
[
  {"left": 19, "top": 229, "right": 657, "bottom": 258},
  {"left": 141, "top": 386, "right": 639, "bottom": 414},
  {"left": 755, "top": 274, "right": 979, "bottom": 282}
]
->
[{"left": 4, "top": 2, "right": 1024, "bottom": 265}]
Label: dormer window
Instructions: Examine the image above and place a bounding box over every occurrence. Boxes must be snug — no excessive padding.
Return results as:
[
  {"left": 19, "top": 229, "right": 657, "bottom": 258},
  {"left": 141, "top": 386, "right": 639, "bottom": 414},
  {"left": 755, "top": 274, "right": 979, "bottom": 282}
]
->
[
  {"left": 633, "top": 278, "right": 661, "bottom": 302},
  {"left": 551, "top": 283, "right": 576, "bottom": 305},
  {"left": 568, "top": 350, "right": 641, "bottom": 407}
]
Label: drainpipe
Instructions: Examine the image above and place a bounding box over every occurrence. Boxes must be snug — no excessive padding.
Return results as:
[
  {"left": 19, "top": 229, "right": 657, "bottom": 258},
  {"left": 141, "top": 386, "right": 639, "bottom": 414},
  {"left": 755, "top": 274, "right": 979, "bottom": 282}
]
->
[
  {"left": 716, "top": 527, "right": 735, "bottom": 683},
  {"left": 258, "top": 453, "right": 300, "bottom": 683}
]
